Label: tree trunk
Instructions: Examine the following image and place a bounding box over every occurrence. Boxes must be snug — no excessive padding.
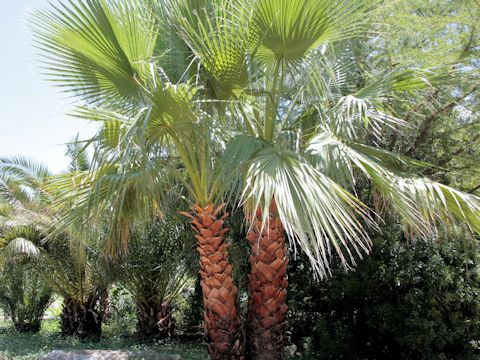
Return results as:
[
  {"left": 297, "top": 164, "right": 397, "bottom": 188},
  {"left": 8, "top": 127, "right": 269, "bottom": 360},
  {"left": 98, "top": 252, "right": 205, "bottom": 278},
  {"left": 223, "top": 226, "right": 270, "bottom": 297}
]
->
[
  {"left": 183, "top": 204, "right": 243, "bottom": 360},
  {"left": 77, "top": 296, "right": 103, "bottom": 342},
  {"left": 60, "top": 296, "right": 80, "bottom": 336},
  {"left": 247, "top": 202, "right": 288, "bottom": 360},
  {"left": 136, "top": 300, "right": 175, "bottom": 341},
  {"left": 77, "top": 307, "right": 102, "bottom": 342}
]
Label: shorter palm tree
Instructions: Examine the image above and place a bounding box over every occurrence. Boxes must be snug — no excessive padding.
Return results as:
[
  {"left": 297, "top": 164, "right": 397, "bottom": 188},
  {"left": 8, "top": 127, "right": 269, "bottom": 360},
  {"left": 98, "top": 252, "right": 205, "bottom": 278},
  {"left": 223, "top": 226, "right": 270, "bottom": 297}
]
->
[
  {"left": 0, "top": 224, "right": 53, "bottom": 333},
  {"left": 119, "top": 214, "right": 194, "bottom": 340},
  {"left": 0, "top": 156, "right": 111, "bottom": 341}
]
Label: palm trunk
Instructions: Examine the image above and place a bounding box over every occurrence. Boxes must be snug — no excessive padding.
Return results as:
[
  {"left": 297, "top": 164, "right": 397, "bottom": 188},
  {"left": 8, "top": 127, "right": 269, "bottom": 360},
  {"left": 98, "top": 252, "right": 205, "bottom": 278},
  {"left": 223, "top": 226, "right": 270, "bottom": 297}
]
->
[
  {"left": 183, "top": 204, "right": 243, "bottom": 360},
  {"left": 77, "top": 295, "right": 103, "bottom": 342},
  {"left": 60, "top": 296, "right": 80, "bottom": 336},
  {"left": 246, "top": 202, "right": 288, "bottom": 360},
  {"left": 136, "top": 300, "right": 175, "bottom": 341}
]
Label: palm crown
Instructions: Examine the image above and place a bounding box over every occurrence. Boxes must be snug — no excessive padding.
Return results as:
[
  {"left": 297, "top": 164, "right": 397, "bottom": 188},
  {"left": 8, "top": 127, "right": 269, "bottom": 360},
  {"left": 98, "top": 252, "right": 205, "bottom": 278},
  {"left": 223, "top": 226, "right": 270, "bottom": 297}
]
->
[{"left": 31, "top": 0, "right": 480, "bottom": 358}]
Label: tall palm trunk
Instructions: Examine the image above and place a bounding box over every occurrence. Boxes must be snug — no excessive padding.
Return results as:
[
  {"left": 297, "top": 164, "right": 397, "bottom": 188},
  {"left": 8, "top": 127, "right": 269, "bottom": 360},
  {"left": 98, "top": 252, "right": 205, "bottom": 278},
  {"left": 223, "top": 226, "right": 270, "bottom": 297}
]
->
[
  {"left": 136, "top": 300, "right": 175, "bottom": 340},
  {"left": 183, "top": 204, "right": 243, "bottom": 360},
  {"left": 246, "top": 202, "right": 288, "bottom": 360}
]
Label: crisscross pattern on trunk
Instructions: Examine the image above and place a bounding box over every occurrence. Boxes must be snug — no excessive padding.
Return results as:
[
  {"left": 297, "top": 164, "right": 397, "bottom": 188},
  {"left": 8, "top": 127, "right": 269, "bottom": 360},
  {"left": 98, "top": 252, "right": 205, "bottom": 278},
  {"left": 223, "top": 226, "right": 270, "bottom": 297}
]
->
[
  {"left": 247, "top": 203, "right": 288, "bottom": 360},
  {"left": 184, "top": 204, "right": 243, "bottom": 360},
  {"left": 136, "top": 301, "right": 175, "bottom": 340}
]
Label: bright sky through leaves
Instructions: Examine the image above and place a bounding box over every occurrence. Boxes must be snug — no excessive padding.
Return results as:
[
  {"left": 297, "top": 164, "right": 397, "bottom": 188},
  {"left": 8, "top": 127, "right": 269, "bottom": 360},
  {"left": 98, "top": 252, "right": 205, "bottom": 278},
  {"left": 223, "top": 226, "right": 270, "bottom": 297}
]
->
[{"left": 0, "top": 0, "right": 98, "bottom": 174}]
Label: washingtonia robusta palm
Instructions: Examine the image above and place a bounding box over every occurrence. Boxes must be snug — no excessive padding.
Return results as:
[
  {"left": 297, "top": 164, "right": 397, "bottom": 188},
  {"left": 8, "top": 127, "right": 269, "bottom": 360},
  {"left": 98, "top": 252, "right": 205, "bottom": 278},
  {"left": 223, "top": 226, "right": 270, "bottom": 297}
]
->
[
  {"left": 31, "top": 0, "right": 480, "bottom": 359},
  {"left": 33, "top": 1, "right": 245, "bottom": 357}
]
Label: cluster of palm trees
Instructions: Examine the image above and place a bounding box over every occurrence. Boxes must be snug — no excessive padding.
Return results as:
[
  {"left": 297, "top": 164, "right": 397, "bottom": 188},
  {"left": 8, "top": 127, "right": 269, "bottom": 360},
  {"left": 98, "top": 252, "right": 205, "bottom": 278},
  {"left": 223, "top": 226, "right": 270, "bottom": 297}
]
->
[
  {"left": 1, "top": 0, "right": 479, "bottom": 359},
  {"left": 0, "top": 152, "right": 193, "bottom": 341}
]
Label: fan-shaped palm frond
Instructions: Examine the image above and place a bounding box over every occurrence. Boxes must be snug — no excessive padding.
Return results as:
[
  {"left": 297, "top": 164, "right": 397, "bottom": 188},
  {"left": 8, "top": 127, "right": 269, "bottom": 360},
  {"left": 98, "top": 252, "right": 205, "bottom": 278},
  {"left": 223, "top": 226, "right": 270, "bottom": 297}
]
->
[
  {"left": 32, "top": 0, "right": 158, "bottom": 106},
  {"left": 221, "top": 139, "right": 374, "bottom": 276},
  {"left": 166, "top": 0, "right": 251, "bottom": 98},
  {"left": 249, "top": 0, "right": 373, "bottom": 65},
  {"left": 308, "top": 131, "right": 480, "bottom": 235}
]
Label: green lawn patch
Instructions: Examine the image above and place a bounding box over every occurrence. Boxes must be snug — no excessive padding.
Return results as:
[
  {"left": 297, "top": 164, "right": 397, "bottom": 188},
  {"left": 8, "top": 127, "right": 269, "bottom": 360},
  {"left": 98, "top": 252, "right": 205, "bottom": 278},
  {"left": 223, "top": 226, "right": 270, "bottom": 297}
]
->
[{"left": 0, "top": 320, "right": 207, "bottom": 360}]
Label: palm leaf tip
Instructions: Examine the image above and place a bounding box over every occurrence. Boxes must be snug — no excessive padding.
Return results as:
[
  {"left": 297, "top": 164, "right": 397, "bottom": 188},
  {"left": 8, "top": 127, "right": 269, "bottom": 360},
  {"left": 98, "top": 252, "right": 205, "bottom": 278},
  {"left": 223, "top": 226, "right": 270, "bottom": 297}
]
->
[
  {"left": 307, "top": 132, "right": 480, "bottom": 236},
  {"left": 31, "top": 0, "right": 158, "bottom": 106}
]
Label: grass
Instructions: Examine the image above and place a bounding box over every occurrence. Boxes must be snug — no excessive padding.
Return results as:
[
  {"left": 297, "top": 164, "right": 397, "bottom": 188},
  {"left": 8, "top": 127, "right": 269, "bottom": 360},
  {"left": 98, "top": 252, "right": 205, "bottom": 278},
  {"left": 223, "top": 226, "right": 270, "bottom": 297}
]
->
[{"left": 0, "top": 319, "right": 208, "bottom": 360}]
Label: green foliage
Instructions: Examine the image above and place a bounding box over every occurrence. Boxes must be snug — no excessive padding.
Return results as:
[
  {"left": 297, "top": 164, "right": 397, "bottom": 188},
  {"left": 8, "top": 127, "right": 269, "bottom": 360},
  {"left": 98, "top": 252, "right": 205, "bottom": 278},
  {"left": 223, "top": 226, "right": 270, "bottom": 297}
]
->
[
  {"left": 0, "top": 319, "right": 208, "bottom": 360},
  {"left": 121, "top": 214, "right": 194, "bottom": 309},
  {"left": 103, "top": 285, "right": 136, "bottom": 335},
  {"left": 0, "top": 260, "right": 53, "bottom": 333},
  {"left": 32, "top": 0, "right": 480, "bottom": 280},
  {"left": 176, "top": 276, "right": 203, "bottom": 332},
  {"left": 287, "top": 228, "right": 480, "bottom": 359}
]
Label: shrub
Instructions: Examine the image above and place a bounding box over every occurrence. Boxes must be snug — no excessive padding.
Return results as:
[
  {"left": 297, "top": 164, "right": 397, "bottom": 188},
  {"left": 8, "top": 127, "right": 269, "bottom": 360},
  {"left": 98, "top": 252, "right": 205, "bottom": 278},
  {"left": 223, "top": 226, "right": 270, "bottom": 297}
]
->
[
  {"left": 0, "top": 260, "right": 53, "bottom": 333},
  {"left": 287, "top": 227, "right": 480, "bottom": 359},
  {"left": 120, "top": 216, "right": 194, "bottom": 341},
  {"left": 103, "top": 285, "right": 136, "bottom": 336}
]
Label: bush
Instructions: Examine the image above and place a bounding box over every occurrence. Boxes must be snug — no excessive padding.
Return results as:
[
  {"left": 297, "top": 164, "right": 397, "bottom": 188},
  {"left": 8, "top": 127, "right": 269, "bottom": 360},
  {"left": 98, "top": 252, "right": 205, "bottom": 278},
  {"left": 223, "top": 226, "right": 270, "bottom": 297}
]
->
[
  {"left": 0, "top": 260, "right": 53, "bottom": 333},
  {"left": 287, "top": 227, "right": 480, "bottom": 359},
  {"left": 103, "top": 285, "right": 136, "bottom": 336}
]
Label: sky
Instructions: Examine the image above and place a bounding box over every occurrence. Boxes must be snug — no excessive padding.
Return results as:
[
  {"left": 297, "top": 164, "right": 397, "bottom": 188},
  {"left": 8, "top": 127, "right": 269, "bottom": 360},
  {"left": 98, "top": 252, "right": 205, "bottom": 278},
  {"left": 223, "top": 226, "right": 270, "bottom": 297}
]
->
[{"left": 0, "top": 0, "right": 98, "bottom": 174}]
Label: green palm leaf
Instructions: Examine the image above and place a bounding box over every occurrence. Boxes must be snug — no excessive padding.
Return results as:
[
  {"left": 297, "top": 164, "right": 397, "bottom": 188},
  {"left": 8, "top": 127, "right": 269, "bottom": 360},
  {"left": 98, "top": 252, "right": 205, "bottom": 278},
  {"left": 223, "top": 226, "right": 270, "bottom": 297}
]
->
[
  {"left": 166, "top": 0, "right": 251, "bottom": 98},
  {"left": 308, "top": 131, "right": 480, "bottom": 235},
  {"left": 250, "top": 0, "right": 372, "bottom": 65},
  {"left": 225, "top": 143, "right": 374, "bottom": 276},
  {"left": 32, "top": 0, "right": 158, "bottom": 106}
]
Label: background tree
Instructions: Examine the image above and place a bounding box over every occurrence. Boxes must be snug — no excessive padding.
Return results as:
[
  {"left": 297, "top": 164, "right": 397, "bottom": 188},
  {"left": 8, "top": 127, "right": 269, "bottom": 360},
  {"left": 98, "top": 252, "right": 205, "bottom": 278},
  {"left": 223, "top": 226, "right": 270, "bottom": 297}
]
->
[
  {"left": 120, "top": 213, "right": 194, "bottom": 341},
  {"left": 0, "top": 224, "right": 53, "bottom": 333},
  {"left": 0, "top": 155, "right": 111, "bottom": 341}
]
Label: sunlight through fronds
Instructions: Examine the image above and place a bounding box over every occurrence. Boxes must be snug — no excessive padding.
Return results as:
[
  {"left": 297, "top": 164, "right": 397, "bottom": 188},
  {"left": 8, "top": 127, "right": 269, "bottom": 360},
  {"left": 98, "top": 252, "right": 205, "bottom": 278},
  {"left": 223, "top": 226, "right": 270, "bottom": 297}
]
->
[
  {"left": 249, "top": 0, "right": 374, "bottom": 65},
  {"left": 221, "top": 137, "right": 375, "bottom": 277}
]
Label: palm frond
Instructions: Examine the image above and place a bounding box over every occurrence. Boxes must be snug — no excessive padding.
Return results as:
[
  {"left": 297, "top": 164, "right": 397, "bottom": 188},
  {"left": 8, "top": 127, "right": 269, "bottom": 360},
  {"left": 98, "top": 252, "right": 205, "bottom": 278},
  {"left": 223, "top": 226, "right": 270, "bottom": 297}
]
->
[
  {"left": 308, "top": 131, "right": 480, "bottom": 235},
  {"left": 249, "top": 0, "right": 373, "bottom": 65},
  {"left": 31, "top": 0, "right": 158, "bottom": 106},
  {"left": 240, "top": 145, "right": 374, "bottom": 277},
  {"left": 166, "top": 0, "right": 251, "bottom": 97},
  {"left": 0, "top": 156, "right": 52, "bottom": 183},
  {"left": 4, "top": 238, "right": 41, "bottom": 258}
]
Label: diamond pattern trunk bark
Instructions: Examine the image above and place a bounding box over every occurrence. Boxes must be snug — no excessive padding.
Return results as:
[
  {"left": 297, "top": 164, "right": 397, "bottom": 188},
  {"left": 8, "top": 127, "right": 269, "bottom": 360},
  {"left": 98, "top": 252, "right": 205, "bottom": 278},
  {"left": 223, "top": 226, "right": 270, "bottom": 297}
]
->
[
  {"left": 182, "top": 204, "right": 243, "bottom": 360},
  {"left": 136, "top": 301, "right": 175, "bottom": 341},
  {"left": 247, "top": 202, "right": 288, "bottom": 360}
]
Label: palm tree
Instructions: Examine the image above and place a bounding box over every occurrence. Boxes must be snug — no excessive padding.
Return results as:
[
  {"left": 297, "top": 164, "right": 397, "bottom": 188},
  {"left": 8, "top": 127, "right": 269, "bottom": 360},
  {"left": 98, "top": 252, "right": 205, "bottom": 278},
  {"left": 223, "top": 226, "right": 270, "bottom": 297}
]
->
[
  {"left": 211, "top": 2, "right": 480, "bottom": 358},
  {"left": 31, "top": 0, "right": 480, "bottom": 358},
  {"left": 0, "top": 156, "right": 111, "bottom": 341},
  {"left": 120, "top": 213, "right": 194, "bottom": 340},
  {"left": 32, "top": 1, "right": 243, "bottom": 357},
  {"left": 0, "top": 223, "right": 53, "bottom": 333}
]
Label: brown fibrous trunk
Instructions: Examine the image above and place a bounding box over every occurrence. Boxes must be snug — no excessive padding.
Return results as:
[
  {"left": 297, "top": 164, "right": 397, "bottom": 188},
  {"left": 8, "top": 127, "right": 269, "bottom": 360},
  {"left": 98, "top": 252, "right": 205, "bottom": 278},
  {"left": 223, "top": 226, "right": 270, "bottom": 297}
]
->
[
  {"left": 246, "top": 202, "right": 288, "bottom": 360},
  {"left": 60, "top": 296, "right": 81, "bottom": 337},
  {"left": 77, "top": 294, "right": 103, "bottom": 342},
  {"left": 182, "top": 204, "right": 243, "bottom": 360},
  {"left": 136, "top": 300, "right": 175, "bottom": 341}
]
